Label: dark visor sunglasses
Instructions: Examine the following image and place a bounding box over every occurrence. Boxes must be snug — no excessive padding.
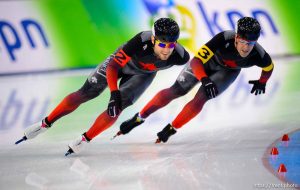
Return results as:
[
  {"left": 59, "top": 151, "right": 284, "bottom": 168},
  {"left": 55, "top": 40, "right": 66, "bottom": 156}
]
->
[
  {"left": 237, "top": 37, "right": 256, "bottom": 46},
  {"left": 155, "top": 38, "right": 176, "bottom": 48}
]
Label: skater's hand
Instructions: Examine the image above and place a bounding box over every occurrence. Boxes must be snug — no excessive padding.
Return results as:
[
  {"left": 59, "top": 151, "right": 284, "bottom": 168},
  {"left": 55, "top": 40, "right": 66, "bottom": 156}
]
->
[
  {"left": 108, "top": 90, "right": 122, "bottom": 117},
  {"left": 201, "top": 77, "right": 218, "bottom": 99},
  {"left": 249, "top": 80, "right": 266, "bottom": 95}
]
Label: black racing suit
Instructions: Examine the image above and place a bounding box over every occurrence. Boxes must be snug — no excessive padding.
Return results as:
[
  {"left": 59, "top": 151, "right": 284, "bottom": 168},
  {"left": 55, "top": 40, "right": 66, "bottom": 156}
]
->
[
  {"left": 48, "top": 31, "right": 190, "bottom": 124},
  {"left": 87, "top": 31, "right": 190, "bottom": 109},
  {"left": 176, "top": 30, "right": 273, "bottom": 95},
  {"left": 46, "top": 30, "right": 190, "bottom": 141},
  {"left": 140, "top": 30, "right": 274, "bottom": 129}
]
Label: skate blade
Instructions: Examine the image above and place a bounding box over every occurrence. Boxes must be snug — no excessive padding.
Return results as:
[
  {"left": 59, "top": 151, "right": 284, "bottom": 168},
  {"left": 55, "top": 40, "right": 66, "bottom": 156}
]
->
[
  {"left": 155, "top": 139, "right": 161, "bottom": 144},
  {"left": 111, "top": 131, "right": 122, "bottom": 140},
  {"left": 15, "top": 136, "right": 27, "bottom": 145},
  {"left": 65, "top": 148, "right": 74, "bottom": 156}
]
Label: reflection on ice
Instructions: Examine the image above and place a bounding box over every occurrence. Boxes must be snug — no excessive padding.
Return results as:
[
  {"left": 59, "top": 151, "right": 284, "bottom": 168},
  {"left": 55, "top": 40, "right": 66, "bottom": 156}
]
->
[{"left": 25, "top": 172, "right": 49, "bottom": 190}]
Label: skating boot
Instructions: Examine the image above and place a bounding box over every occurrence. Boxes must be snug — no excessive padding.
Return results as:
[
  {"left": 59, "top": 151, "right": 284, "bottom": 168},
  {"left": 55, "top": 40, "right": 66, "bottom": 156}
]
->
[
  {"left": 65, "top": 133, "right": 90, "bottom": 156},
  {"left": 15, "top": 118, "right": 51, "bottom": 144},
  {"left": 112, "top": 113, "right": 144, "bottom": 139},
  {"left": 155, "top": 124, "right": 177, "bottom": 143}
]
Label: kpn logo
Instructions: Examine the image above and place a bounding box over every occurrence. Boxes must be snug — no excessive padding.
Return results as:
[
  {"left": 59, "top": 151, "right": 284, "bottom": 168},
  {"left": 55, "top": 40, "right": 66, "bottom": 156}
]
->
[
  {"left": 0, "top": 19, "right": 49, "bottom": 62},
  {"left": 143, "top": 0, "right": 279, "bottom": 54}
]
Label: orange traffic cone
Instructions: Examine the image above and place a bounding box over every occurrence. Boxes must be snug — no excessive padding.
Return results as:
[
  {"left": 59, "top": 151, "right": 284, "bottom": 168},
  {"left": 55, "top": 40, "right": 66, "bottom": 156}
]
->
[
  {"left": 278, "top": 164, "right": 287, "bottom": 173},
  {"left": 270, "top": 147, "right": 279, "bottom": 155},
  {"left": 282, "top": 134, "right": 289, "bottom": 141}
]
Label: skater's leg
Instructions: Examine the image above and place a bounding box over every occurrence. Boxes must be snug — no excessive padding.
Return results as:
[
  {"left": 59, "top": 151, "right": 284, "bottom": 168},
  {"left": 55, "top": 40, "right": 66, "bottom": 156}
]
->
[
  {"left": 154, "top": 69, "right": 241, "bottom": 143},
  {"left": 87, "top": 73, "right": 157, "bottom": 139},
  {"left": 118, "top": 64, "right": 200, "bottom": 136},
  {"left": 48, "top": 55, "right": 111, "bottom": 124},
  {"left": 85, "top": 111, "right": 118, "bottom": 140},
  {"left": 172, "top": 69, "right": 241, "bottom": 129},
  {"left": 18, "top": 58, "right": 112, "bottom": 144},
  {"left": 16, "top": 80, "right": 105, "bottom": 144},
  {"left": 140, "top": 81, "right": 189, "bottom": 118},
  {"left": 172, "top": 87, "right": 208, "bottom": 129},
  {"left": 47, "top": 81, "right": 103, "bottom": 123},
  {"left": 140, "top": 63, "right": 199, "bottom": 118}
]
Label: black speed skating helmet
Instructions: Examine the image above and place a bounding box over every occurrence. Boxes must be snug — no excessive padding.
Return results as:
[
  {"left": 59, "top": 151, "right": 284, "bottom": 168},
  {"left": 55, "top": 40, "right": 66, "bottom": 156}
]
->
[
  {"left": 237, "top": 17, "right": 261, "bottom": 41},
  {"left": 152, "top": 18, "right": 180, "bottom": 42}
]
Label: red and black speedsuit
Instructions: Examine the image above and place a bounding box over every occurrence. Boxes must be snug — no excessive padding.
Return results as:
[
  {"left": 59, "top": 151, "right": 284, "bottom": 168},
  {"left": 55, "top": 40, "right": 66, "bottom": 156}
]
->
[
  {"left": 44, "top": 31, "right": 189, "bottom": 140},
  {"left": 138, "top": 30, "right": 274, "bottom": 129}
]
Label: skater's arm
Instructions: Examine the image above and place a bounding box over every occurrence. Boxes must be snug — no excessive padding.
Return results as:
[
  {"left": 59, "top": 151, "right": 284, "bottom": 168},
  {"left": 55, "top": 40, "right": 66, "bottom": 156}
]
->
[
  {"left": 249, "top": 53, "right": 274, "bottom": 95},
  {"left": 191, "top": 32, "right": 224, "bottom": 80},
  {"left": 106, "top": 32, "right": 143, "bottom": 92},
  {"left": 190, "top": 57, "right": 207, "bottom": 80},
  {"left": 106, "top": 52, "right": 130, "bottom": 117},
  {"left": 259, "top": 62, "right": 274, "bottom": 84},
  {"left": 106, "top": 49, "right": 131, "bottom": 91},
  {"left": 255, "top": 51, "right": 274, "bottom": 84},
  {"left": 106, "top": 59, "right": 122, "bottom": 92}
]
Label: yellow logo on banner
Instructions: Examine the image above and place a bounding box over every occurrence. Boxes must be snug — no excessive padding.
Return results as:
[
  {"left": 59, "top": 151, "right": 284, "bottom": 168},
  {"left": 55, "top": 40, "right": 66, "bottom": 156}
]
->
[{"left": 195, "top": 45, "right": 214, "bottom": 64}]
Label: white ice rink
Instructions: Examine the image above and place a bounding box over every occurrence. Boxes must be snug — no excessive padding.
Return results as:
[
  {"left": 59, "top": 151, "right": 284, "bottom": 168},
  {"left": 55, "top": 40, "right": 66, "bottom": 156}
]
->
[{"left": 1, "top": 58, "right": 300, "bottom": 190}]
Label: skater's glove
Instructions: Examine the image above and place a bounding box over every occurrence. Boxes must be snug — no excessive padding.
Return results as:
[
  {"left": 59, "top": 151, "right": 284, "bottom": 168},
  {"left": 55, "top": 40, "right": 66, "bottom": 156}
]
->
[
  {"left": 249, "top": 80, "right": 266, "bottom": 95},
  {"left": 108, "top": 90, "right": 122, "bottom": 117},
  {"left": 201, "top": 77, "right": 218, "bottom": 99}
]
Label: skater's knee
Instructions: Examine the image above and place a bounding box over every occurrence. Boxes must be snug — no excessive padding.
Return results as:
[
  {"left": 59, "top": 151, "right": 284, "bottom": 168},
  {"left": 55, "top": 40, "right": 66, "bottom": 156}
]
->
[
  {"left": 194, "top": 88, "right": 209, "bottom": 104},
  {"left": 170, "top": 81, "right": 190, "bottom": 97},
  {"left": 120, "top": 97, "right": 134, "bottom": 110},
  {"left": 78, "top": 80, "right": 101, "bottom": 100}
]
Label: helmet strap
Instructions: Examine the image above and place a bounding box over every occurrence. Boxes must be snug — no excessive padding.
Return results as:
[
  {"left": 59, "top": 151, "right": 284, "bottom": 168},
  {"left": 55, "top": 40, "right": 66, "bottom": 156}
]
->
[
  {"left": 234, "top": 34, "right": 238, "bottom": 45},
  {"left": 151, "top": 35, "right": 156, "bottom": 46}
]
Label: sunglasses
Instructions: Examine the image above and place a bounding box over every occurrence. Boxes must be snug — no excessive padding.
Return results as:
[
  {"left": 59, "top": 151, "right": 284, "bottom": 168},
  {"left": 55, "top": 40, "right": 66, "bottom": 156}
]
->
[
  {"left": 155, "top": 38, "right": 176, "bottom": 48},
  {"left": 238, "top": 38, "right": 256, "bottom": 46}
]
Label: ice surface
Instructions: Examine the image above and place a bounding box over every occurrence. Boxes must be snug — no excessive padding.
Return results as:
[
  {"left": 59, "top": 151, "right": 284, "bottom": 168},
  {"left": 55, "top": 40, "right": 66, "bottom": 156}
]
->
[{"left": 1, "top": 58, "right": 299, "bottom": 190}]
